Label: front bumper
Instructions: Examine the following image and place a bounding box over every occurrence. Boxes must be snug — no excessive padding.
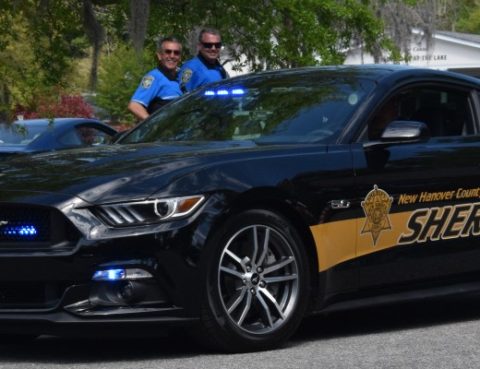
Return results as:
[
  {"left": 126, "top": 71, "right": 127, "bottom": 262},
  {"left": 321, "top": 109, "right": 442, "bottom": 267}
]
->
[
  {"left": 0, "top": 310, "right": 198, "bottom": 337},
  {"left": 0, "top": 192, "right": 225, "bottom": 336},
  {"left": 0, "top": 230, "right": 206, "bottom": 336}
]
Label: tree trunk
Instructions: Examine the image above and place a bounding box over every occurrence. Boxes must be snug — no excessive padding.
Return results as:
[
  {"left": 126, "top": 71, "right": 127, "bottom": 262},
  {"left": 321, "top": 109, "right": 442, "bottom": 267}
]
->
[
  {"left": 83, "top": 0, "right": 105, "bottom": 91},
  {"left": 129, "top": 0, "right": 150, "bottom": 56},
  {"left": 0, "top": 83, "right": 11, "bottom": 122}
]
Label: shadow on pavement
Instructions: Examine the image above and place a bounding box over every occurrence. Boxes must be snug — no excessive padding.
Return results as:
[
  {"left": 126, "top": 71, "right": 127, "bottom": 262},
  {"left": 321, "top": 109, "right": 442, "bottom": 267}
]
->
[
  {"left": 292, "top": 292, "right": 480, "bottom": 343},
  {"left": 1, "top": 293, "right": 480, "bottom": 363}
]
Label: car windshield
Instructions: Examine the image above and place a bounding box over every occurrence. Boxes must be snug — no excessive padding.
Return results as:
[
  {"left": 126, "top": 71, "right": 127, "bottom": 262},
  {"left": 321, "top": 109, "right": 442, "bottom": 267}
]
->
[
  {"left": 120, "top": 72, "right": 375, "bottom": 145},
  {"left": 0, "top": 123, "right": 46, "bottom": 146}
]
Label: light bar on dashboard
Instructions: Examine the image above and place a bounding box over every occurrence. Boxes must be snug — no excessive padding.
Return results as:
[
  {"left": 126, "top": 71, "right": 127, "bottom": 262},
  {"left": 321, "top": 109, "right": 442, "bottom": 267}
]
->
[{"left": 204, "top": 88, "right": 245, "bottom": 96}]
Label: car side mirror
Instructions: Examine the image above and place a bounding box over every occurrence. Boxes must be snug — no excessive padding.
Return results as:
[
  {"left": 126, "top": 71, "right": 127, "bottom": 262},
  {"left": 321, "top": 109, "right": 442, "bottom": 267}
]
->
[{"left": 380, "top": 120, "right": 430, "bottom": 142}]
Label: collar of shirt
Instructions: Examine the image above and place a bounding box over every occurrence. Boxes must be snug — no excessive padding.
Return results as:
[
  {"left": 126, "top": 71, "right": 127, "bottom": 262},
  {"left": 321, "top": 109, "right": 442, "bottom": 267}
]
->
[
  {"left": 197, "top": 53, "right": 222, "bottom": 70},
  {"left": 157, "top": 65, "right": 177, "bottom": 81}
]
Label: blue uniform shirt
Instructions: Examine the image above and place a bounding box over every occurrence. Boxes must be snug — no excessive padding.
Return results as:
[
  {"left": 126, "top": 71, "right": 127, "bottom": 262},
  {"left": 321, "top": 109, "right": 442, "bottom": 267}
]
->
[
  {"left": 178, "top": 55, "right": 228, "bottom": 92},
  {"left": 130, "top": 67, "right": 182, "bottom": 113}
]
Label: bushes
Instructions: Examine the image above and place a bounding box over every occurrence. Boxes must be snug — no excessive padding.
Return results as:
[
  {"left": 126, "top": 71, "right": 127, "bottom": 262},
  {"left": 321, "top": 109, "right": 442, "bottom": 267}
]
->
[
  {"left": 96, "top": 46, "right": 153, "bottom": 125},
  {"left": 14, "top": 95, "right": 94, "bottom": 120}
]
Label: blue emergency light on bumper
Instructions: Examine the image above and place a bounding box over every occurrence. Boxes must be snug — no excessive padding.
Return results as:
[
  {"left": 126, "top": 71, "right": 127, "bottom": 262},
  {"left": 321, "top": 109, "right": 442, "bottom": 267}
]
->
[{"left": 92, "top": 268, "right": 153, "bottom": 281}]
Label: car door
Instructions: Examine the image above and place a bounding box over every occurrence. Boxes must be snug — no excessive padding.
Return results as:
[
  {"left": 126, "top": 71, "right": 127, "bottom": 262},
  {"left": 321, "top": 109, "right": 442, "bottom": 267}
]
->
[{"left": 351, "top": 83, "right": 480, "bottom": 290}]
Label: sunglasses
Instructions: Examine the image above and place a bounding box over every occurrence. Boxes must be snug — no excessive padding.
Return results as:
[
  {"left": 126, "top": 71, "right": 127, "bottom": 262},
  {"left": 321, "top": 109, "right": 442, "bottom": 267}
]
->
[
  {"left": 163, "top": 49, "right": 181, "bottom": 56},
  {"left": 201, "top": 42, "right": 222, "bottom": 49}
]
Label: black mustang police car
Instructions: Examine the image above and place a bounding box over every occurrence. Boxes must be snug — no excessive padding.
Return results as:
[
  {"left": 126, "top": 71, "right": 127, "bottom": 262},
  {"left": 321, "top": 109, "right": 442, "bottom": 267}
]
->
[{"left": 1, "top": 65, "right": 480, "bottom": 351}]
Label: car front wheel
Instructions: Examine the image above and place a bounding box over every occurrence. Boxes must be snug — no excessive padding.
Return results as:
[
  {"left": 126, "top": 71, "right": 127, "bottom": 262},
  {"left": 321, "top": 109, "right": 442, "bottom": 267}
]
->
[{"left": 198, "top": 209, "right": 310, "bottom": 352}]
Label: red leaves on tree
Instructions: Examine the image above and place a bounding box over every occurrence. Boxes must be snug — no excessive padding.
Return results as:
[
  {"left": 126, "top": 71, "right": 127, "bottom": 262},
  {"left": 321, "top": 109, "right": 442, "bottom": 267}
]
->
[{"left": 14, "top": 95, "right": 94, "bottom": 119}]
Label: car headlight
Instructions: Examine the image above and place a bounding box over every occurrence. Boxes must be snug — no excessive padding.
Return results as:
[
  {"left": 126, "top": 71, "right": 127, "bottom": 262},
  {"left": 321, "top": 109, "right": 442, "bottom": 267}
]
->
[{"left": 91, "top": 195, "right": 205, "bottom": 227}]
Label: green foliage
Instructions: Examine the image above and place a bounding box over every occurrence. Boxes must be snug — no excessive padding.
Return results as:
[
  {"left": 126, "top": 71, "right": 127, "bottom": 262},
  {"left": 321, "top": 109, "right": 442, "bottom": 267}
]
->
[
  {"left": 456, "top": 0, "right": 480, "bottom": 33},
  {"left": 0, "top": 0, "right": 89, "bottom": 120},
  {"left": 144, "top": 0, "right": 385, "bottom": 69},
  {"left": 0, "top": 1, "right": 15, "bottom": 51},
  {"left": 20, "top": 0, "right": 85, "bottom": 86},
  {"left": 96, "top": 45, "right": 152, "bottom": 124}
]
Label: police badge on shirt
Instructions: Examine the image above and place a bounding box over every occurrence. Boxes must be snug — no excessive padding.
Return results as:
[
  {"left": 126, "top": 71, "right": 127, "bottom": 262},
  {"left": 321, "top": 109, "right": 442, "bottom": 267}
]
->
[
  {"left": 141, "top": 75, "right": 155, "bottom": 88},
  {"left": 181, "top": 69, "right": 193, "bottom": 83}
]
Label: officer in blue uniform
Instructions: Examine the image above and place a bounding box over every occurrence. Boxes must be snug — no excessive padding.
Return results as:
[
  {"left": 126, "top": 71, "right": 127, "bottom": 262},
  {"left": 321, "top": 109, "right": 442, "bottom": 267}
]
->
[
  {"left": 179, "top": 28, "right": 228, "bottom": 92},
  {"left": 128, "top": 36, "right": 183, "bottom": 121}
]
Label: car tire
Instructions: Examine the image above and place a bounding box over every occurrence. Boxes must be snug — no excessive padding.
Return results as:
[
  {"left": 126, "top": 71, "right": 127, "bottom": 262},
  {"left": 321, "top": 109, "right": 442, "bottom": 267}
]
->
[{"left": 197, "top": 209, "right": 310, "bottom": 352}]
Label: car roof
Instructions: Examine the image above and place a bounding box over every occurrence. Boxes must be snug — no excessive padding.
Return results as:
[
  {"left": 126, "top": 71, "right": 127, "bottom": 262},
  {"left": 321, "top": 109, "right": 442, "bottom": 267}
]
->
[
  {"left": 218, "top": 64, "right": 480, "bottom": 86},
  {"left": 12, "top": 118, "right": 101, "bottom": 127}
]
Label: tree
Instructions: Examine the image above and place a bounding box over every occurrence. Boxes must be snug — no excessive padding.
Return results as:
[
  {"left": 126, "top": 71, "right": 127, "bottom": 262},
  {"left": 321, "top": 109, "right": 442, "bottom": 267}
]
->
[
  {"left": 142, "top": 0, "right": 385, "bottom": 69},
  {"left": 367, "top": 0, "right": 480, "bottom": 63},
  {"left": 129, "top": 0, "right": 150, "bottom": 55},
  {"left": 454, "top": 0, "right": 480, "bottom": 33},
  {"left": 7, "top": 0, "right": 464, "bottom": 124},
  {"left": 0, "top": 0, "right": 88, "bottom": 120},
  {"left": 83, "top": 0, "right": 106, "bottom": 91},
  {"left": 96, "top": 45, "right": 150, "bottom": 123}
]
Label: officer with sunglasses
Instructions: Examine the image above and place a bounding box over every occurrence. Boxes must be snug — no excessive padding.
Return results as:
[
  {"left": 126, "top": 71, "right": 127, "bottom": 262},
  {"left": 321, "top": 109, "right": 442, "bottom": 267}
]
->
[
  {"left": 128, "top": 36, "right": 183, "bottom": 121},
  {"left": 178, "top": 28, "right": 228, "bottom": 92}
]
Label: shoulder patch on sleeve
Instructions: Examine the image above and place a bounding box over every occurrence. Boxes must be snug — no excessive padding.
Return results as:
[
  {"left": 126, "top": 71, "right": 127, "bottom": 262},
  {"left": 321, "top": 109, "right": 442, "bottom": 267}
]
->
[
  {"left": 181, "top": 69, "right": 193, "bottom": 84},
  {"left": 141, "top": 75, "right": 154, "bottom": 88}
]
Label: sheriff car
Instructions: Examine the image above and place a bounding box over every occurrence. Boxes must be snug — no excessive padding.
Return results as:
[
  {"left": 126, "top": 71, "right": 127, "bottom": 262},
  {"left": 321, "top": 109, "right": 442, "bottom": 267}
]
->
[{"left": 1, "top": 65, "right": 480, "bottom": 352}]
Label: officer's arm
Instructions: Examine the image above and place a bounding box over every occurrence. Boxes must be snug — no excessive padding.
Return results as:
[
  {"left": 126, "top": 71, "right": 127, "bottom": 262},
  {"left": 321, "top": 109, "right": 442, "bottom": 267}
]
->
[{"left": 128, "top": 101, "right": 149, "bottom": 121}]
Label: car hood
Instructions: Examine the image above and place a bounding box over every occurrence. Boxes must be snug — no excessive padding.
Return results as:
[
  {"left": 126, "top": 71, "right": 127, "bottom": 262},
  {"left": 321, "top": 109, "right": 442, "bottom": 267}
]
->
[{"left": 0, "top": 141, "right": 319, "bottom": 204}]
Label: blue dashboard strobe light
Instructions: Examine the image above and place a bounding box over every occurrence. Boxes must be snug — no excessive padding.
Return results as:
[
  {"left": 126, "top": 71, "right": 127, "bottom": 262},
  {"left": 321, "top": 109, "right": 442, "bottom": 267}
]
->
[
  {"left": 231, "top": 88, "right": 245, "bottom": 95},
  {"left": 204, "top": 88, "right": 245, "bottom": 96}
]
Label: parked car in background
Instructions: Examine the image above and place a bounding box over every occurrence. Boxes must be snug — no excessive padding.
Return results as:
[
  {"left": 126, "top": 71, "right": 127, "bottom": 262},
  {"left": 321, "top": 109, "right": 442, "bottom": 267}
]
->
[
  {"left": 0, "top": 118, "right": 117, "bottom": 156},
  {"left": 2, "top": 65, "right": 480, "bottom": 352}
]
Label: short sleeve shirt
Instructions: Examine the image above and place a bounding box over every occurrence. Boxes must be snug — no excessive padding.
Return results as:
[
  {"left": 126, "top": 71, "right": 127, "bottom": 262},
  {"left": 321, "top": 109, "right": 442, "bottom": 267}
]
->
[
  {"left": 178, "top": 56, "right": 227, "bottom": 92},
  {"left": 130, "top": 68, "right": 182, "bottom": 109}
]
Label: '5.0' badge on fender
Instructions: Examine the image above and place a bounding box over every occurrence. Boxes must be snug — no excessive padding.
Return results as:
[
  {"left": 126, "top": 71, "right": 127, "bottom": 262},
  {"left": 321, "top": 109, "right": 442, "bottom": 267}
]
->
[{"left": 361, "top": 185, "right": 393, "bottom": 245}]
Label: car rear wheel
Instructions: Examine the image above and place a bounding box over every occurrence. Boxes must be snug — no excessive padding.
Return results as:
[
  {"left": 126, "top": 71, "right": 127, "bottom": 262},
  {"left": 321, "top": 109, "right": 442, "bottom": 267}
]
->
[{"left": 198, "top": 209, "right": 310, "bottom": 352}]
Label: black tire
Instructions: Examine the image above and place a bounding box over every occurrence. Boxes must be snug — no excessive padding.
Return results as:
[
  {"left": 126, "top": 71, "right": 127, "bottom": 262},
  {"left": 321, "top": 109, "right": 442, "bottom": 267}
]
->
[{"left": 197, "top": 209, "right": 310, "bottom": 352}]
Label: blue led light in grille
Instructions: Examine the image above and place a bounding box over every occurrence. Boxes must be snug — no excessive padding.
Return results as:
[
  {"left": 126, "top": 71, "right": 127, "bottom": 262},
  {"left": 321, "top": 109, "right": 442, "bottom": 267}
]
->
[{"left": 1, "top": 225, "right": 38, "bottom": 237}]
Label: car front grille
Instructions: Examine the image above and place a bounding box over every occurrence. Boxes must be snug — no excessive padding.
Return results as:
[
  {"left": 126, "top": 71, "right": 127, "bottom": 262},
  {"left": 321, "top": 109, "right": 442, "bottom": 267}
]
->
[{"left": 0, "top": 204, "right": 80, "bottom": 254}]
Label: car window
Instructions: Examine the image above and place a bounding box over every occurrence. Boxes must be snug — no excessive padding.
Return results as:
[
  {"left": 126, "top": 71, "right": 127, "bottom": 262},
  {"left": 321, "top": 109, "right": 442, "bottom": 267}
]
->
[
  {"left": 361, "top": 86, "right": 474, "bottom": 141},
  {"left": 59, "top": 125, "right": 113, "bottom": 146},
  {"left": 121, "top": 74, "right": 376, "bottom": 145},
  {"left": 76, "top": 126, "right": 113, "bottom": 145},
  {"left": 0, "top": 123, "right": 46, "bottom": 146}
]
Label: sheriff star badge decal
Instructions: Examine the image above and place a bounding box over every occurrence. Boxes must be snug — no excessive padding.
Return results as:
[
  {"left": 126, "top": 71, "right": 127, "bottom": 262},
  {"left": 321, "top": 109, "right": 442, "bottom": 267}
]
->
[{"left": 361, "top": 185, "right": 393, "bottom": 246}]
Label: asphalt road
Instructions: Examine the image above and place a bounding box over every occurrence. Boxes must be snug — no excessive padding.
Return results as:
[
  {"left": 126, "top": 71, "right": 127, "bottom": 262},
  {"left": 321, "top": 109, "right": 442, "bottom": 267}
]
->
[{"left": 1, "top": 294, "right": 480, "bottom": 369}]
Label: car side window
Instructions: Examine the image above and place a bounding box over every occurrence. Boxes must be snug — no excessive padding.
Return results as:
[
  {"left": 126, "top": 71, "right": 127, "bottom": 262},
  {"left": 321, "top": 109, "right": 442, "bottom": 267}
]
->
[
  {"left": 58, "top": 130, "right": 82, "bottom": 146},
  {"left": 59, "top": 126, "right": 113, "bottom": 146},
  {"left": 362, "top": 86, "right": 474, "bottom": 142},
  {"left": 75, "top": 126, "right": 107, "bottom": 145}
]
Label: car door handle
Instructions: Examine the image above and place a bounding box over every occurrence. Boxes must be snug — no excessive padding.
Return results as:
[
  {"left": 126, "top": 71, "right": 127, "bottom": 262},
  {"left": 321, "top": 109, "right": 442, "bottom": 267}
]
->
[{"left": 330, "top": 200, "right": 351, "bottom": 209}]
